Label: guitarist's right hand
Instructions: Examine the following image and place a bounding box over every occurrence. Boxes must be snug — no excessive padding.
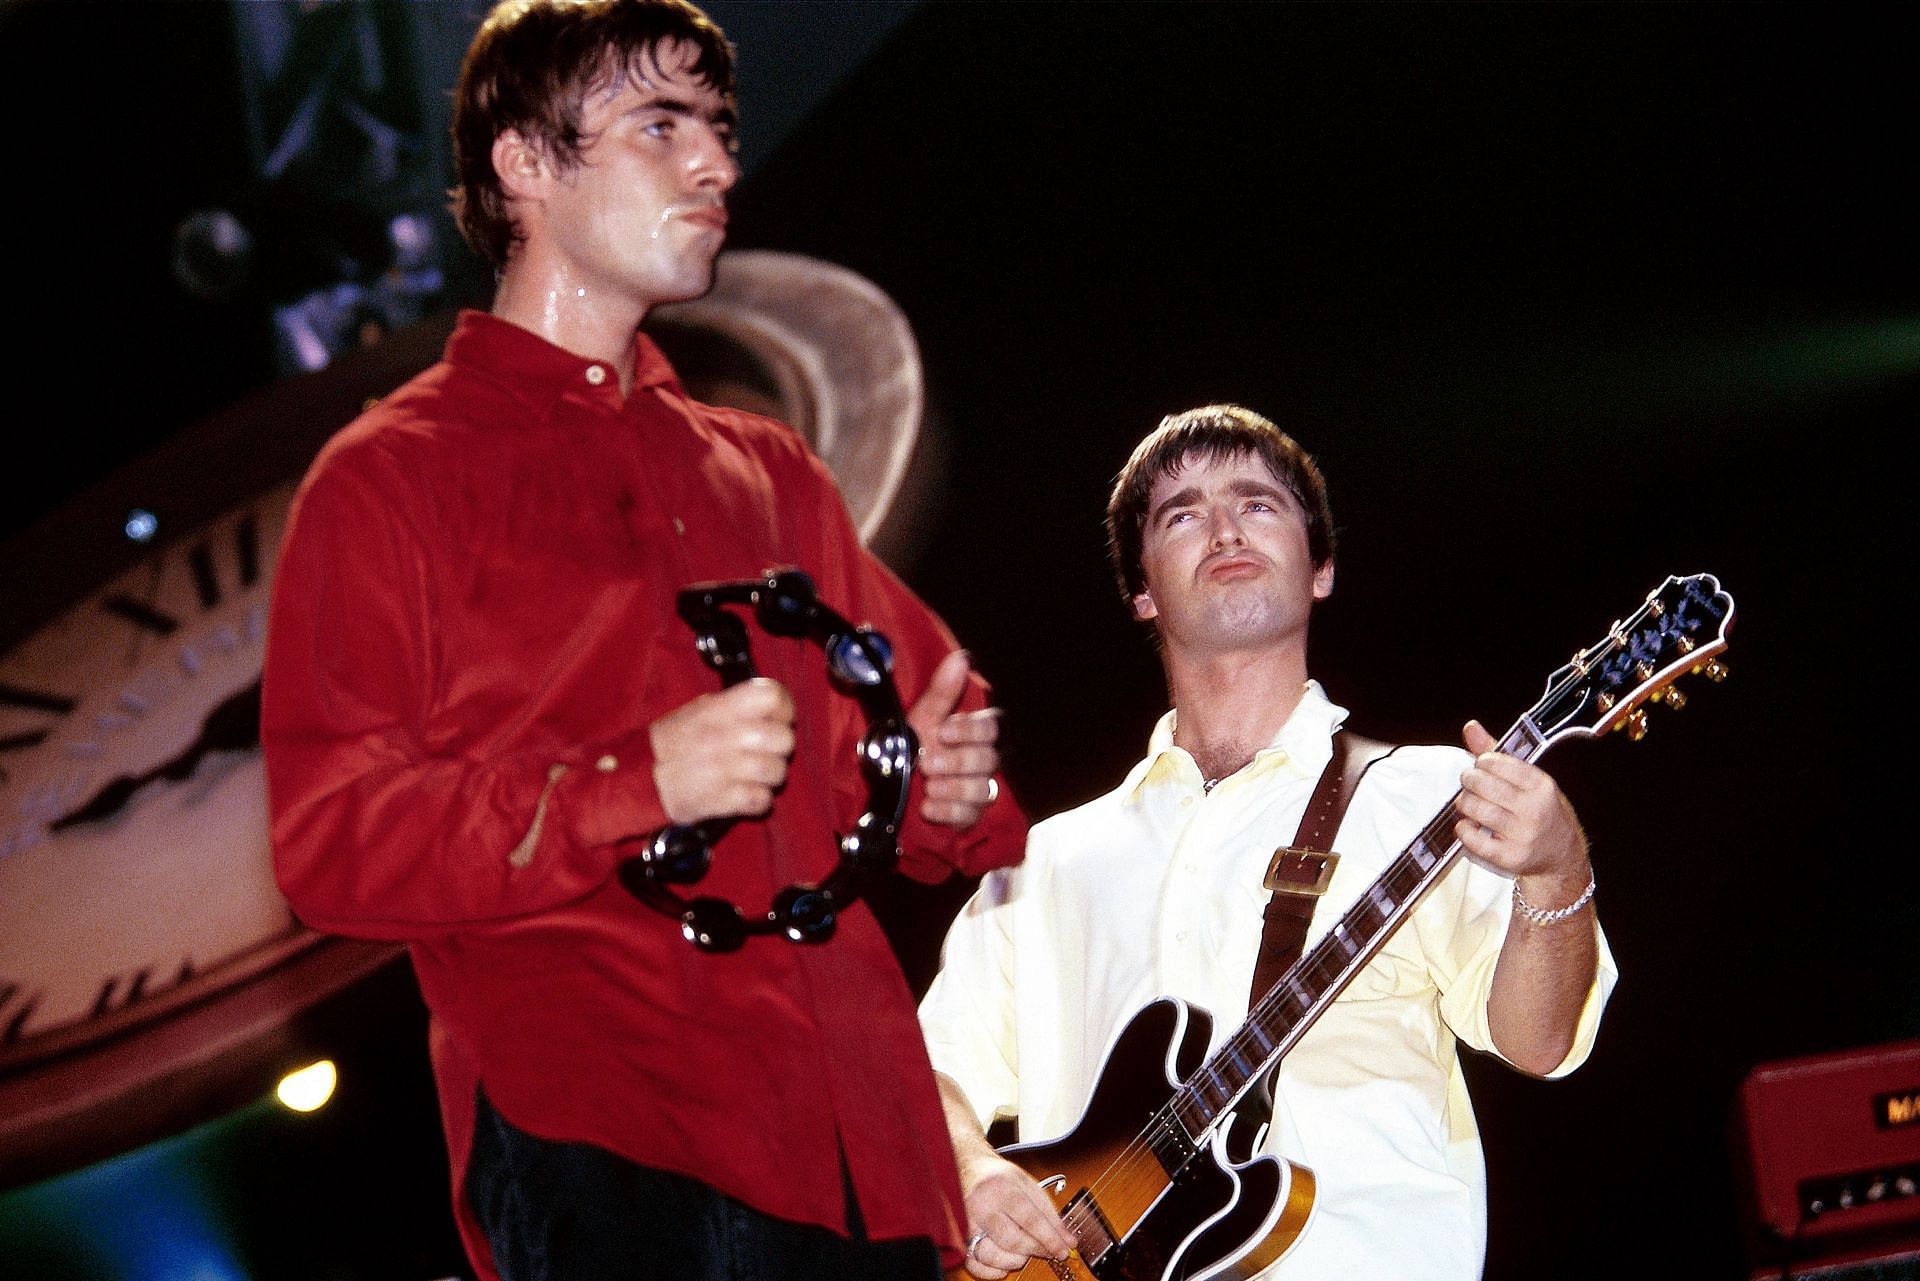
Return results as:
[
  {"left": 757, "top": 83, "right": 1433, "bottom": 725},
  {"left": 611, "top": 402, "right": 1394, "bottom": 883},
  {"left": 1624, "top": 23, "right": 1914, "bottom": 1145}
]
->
[
  {"left": 956, "top": 1149, "right": 1079, "bottom": 1279},
  {"left": 936, "top": 1074, "right": 1078, "bottom": 1278}
]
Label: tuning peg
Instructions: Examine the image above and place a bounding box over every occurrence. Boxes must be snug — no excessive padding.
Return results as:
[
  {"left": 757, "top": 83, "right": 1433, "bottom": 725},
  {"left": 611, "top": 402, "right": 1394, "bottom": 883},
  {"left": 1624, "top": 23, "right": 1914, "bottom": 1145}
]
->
[
  {"left": 1702, "top": 659, "right": 1729, "bottom": 682},
  {"left": 1626, "top": 709, "right": 1650, "bottom": 741},
  {"left": 1661, "top": 686, "right": 1688, "bottom": 711}
]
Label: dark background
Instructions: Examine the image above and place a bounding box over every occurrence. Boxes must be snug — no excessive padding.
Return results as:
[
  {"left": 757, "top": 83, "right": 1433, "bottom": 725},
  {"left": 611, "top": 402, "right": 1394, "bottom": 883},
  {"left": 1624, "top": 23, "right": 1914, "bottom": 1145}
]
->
[{"left": 2, "top": 2, "right": 1916, "bottom": 1279}]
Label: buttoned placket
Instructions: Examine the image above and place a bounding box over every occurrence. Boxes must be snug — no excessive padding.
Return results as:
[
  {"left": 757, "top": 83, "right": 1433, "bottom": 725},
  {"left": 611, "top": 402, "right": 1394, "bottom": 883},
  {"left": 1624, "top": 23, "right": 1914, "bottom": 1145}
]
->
[
  {"left": 1150, "top": 748, "right": 1314, "bottom": 1035},
  {"left": 544, "top": 362, "right": 688, "bottom": 786},
  {"left": 1151, "top": 754, "right": 1231, "bottom": 1006}
]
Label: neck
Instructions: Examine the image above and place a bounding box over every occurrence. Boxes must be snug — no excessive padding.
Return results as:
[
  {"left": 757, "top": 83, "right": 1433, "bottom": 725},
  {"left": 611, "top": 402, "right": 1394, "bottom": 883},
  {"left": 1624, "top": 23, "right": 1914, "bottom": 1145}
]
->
[
  {"left": 491, "top": 257, "right": 644, "bottom": 394},
  {"left": 1165, "top": 645, "right": 1311, "bottom": 784}
]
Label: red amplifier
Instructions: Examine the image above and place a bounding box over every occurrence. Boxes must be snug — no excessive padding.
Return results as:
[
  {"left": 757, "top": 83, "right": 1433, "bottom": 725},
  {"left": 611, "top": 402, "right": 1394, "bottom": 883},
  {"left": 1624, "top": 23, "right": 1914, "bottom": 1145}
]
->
[{"left": 1737, "top": 1038, "right": 1920, "bottom": 1276}]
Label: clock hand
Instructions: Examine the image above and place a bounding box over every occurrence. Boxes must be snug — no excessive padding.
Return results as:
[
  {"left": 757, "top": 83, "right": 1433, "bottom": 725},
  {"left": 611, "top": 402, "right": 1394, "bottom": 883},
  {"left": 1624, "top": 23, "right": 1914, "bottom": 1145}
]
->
[{"left": 49, "top": 681, "right": 264, "bottom": 831}]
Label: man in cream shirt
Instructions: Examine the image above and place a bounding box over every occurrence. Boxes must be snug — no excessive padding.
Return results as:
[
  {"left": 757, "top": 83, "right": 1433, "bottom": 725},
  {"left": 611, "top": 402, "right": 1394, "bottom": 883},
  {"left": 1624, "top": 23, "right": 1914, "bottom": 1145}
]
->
[{"left": 919, "top": 405, "right": 1616, "bottom": 1280}]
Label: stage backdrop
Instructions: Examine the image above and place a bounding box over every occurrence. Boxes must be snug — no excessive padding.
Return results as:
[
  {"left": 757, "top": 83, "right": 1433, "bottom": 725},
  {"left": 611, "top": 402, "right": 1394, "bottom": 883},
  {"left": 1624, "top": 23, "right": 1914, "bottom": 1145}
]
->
[{"left": 3, "top": 4, "right": 1916, "bottom": 1280}]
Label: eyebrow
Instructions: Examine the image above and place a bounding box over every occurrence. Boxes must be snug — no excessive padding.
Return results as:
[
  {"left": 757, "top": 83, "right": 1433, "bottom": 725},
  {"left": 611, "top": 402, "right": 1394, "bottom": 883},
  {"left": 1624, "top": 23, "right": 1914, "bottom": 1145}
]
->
[
  {"left": 626, "top": 93, "right": 737, "bottom": 131},
  {"left": 1149, "top": 477, "right": 1294, "bottom": 527}
]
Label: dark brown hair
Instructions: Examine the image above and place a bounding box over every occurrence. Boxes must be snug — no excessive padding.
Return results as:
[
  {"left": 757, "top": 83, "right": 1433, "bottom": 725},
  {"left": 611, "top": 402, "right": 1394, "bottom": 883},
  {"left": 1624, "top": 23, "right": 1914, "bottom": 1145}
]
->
[
  {"left": 1105, "top": 404, "right": 1336, "bottom": 603},
  {"left": 451, "top": 0, "right": 736, "bottom": 268}
]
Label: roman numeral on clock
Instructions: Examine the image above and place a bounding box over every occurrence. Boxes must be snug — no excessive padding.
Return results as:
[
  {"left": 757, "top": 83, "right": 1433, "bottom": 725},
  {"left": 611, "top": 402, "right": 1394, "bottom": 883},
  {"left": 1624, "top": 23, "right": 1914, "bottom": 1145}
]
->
[
  {"left": 102, "top": 596, "right": 179, "bottom": 636},
  {"left": 234, "top": 512, "right": 260, "bottom": 589},
  {"left": 86, "top": 959, "right": 198, "bottom": 1022},
  {"left": 1, "top": 981, "right": 40, "bottom": 1045},
  {"left": 92, "top": 968, "right": 152, "bottom": 1017},
  {"left": 0, "top": 684, "right": 76, "bottom": 716},
  {"left": 188, "top": 542, "right": 221, "bottom": 611},
  {"left": 0, "top": 684, "right": 75, "bottom": 782}
]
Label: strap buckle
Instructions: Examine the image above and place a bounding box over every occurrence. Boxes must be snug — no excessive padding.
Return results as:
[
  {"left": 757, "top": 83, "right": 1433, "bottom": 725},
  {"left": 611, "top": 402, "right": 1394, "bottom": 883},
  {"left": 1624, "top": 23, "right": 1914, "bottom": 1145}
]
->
[{"left": 1263, "top": 847, "right": 1340, "bottom": 897}]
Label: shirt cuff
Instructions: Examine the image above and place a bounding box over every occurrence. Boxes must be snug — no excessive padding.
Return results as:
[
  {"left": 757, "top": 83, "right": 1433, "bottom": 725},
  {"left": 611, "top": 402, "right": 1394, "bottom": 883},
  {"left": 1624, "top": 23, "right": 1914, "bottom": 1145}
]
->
[
  {"left": 895, "top": 772, "right": 1028, "bottom": 884},
  {"left": 561, "top": 729, "right": 671, "bottom": 852}
]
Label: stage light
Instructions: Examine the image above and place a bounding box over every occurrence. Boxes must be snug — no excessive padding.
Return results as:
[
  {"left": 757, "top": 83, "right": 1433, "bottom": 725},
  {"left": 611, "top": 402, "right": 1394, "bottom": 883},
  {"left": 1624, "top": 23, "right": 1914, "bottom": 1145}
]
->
[
  {"left": 124, "top": 509, "right": 158, "bottom": 543},
  {"left": 275, "top": 1059, "right": 338, "bottom": 1114}
]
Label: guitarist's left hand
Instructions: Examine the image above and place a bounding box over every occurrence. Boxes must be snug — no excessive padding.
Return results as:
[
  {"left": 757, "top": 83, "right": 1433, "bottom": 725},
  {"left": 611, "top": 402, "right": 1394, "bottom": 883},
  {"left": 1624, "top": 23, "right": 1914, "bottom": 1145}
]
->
[
  {"left": 1457, "top": 719, "right": 1600, "bottom": 1076},
  {"left": 1453, "top": 719, "right": 1592, "bottom": 896}
]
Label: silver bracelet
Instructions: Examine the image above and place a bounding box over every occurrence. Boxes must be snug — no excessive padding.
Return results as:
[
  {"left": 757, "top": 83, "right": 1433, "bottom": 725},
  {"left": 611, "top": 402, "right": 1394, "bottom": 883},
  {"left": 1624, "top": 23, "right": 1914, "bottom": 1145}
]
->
[{"left": 1511, "top": 873, "right": 1596, "bottom": 926}]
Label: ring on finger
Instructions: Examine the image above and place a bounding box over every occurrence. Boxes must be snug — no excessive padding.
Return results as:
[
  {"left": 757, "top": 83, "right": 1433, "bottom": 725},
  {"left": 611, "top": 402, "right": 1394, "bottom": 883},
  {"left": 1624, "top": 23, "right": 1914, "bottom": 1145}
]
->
[
  {"left": 985, "top": 777, "right": 1000, "bottom": 806},
  {"left": 967, "top": 1229, "right": 990, "bottom": 1258}
]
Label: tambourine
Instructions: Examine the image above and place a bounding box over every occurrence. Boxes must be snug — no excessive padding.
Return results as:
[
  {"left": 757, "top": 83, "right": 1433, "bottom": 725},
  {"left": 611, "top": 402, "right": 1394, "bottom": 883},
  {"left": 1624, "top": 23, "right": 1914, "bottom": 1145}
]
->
[{"left": 616, "top": 568, "right": 916, "bottom": 952}]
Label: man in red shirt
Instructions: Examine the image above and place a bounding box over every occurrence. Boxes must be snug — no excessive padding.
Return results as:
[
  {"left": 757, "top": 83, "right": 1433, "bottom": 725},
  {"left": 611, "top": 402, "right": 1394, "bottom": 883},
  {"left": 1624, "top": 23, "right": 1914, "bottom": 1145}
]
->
[{"left": 260, "top": 3, "right": 1025, "bottom": 1278}]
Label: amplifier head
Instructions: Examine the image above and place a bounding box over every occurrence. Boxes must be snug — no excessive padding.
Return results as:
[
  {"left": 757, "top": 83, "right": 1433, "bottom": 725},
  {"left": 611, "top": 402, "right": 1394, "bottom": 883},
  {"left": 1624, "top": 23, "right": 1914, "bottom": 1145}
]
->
[{"left": 1737, "top": 1038, "right": 1920, "bottom": 1269}]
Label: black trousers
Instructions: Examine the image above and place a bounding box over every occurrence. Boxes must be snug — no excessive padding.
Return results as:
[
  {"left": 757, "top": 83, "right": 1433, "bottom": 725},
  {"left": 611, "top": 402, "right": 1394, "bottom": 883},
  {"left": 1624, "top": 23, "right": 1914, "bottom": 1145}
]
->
[{"left": 466, "top": 1089, "right": 940, "bottom": 1281}]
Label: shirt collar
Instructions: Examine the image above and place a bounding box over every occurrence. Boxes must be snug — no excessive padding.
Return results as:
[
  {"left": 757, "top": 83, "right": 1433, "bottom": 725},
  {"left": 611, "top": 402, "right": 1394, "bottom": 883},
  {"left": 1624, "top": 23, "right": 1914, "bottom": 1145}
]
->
[
  {"left": 442, "top": 309, "right": 685, "bottom": 407},
  {"left": 1122, "top": 679, "right": 1350, "bottom": 805}
]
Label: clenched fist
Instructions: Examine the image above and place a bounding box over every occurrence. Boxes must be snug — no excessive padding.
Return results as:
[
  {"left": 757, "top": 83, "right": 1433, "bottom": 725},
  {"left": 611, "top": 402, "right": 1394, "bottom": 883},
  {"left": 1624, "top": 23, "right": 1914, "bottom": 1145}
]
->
[{"left": 649, "top": 678, "right": 796, "bottom": 825}]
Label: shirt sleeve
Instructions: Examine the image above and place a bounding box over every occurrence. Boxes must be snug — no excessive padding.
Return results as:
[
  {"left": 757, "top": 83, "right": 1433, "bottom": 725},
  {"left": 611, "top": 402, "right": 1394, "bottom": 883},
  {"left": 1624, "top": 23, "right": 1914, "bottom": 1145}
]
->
[
  {"left": 262, "top": 442, "right": 668, "bottom": 939},
  {"left": 918, "top": 864, "right": 1026, "bottom": 1129},
  {"left": 1362, "top": 744, "right": 1618, "bottom": 1079},
  {"left": 1424, "top": 846, "right": 1619, "bottom": 1080}
]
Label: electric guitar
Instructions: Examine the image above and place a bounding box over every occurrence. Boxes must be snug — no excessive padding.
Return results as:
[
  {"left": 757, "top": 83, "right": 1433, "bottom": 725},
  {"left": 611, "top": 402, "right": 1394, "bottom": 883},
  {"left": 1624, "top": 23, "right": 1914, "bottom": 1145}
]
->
[{"left": 982, "top": 572, "right": 1736, "bottom": 1281}]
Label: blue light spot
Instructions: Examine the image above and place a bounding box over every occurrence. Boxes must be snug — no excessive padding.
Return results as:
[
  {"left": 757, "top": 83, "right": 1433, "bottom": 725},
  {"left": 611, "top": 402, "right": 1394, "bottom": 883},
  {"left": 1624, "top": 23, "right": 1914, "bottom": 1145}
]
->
[{"left": 125, "top": 509, "right": 159, "bottom": 543}]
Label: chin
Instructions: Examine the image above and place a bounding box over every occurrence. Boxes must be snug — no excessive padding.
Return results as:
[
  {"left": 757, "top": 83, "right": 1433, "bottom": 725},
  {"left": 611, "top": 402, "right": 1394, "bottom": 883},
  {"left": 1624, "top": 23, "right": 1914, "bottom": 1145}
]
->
[{"left": 648, "top": 261, "right": 718, "bottom": 305}]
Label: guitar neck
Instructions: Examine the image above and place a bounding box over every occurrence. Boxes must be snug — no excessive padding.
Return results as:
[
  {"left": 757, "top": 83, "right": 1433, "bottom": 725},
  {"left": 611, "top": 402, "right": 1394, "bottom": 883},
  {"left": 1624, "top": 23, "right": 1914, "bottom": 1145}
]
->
[{"left": 1168, "top": 718, "right": 1549, "bottom": 1141}]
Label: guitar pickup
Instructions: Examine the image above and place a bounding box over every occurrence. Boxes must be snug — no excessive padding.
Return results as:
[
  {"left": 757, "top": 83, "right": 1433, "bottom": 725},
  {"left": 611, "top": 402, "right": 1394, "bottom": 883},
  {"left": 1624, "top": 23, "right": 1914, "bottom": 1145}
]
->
[{"left": 1264, "top": 848, "right": 1339, "bottom": 896}]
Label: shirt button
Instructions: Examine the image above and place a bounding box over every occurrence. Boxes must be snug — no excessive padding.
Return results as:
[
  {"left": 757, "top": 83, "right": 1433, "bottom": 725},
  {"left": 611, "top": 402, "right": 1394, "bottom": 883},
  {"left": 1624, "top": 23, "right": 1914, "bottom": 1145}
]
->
[
  {"left": 1180, "top": 795, "right": 1194, "bottom": 808},
  {"left": 585, "top": 364, "right": 607, "bottom": 386},
  {"left": 595, "top": 755, "right": 618, "bottom": 772},
  {"left": 672, "top": 517, "right": 686, "bottom": 536}
]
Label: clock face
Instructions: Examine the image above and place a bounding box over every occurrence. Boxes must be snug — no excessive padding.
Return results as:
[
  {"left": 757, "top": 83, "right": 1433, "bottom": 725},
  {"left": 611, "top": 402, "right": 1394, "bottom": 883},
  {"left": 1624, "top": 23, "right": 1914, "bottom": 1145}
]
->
[{"left": 0, "top": 481, "right": 310, "bottom": 1066}]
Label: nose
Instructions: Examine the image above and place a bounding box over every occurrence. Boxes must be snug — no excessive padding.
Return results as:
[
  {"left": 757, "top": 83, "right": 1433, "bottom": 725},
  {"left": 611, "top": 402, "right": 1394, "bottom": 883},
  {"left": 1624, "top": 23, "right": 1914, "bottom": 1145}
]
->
[
  {"left": 1206, "top": 505, "right": 1246, "bottom": 550},
  {"left": 689, "top": 123, "right": 739, "bottom": 194}
]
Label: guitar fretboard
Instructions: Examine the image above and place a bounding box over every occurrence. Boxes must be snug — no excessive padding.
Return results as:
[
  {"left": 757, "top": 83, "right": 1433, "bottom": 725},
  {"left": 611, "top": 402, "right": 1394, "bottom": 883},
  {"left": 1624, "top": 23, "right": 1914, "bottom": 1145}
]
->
[{"left": 1164, "top": 718, "right": 1546, "bottom": 1147}]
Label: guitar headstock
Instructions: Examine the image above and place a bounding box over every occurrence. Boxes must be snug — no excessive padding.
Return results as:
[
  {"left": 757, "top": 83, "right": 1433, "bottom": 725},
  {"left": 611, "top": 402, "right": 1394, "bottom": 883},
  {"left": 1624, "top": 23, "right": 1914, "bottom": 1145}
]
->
[{"left": 1530, "top": 573, "right": 1735, "bottom": 747}]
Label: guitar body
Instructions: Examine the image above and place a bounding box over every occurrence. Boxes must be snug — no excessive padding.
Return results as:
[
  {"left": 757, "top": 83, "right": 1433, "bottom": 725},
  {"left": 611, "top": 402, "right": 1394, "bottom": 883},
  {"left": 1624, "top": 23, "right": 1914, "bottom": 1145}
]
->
[{"left": 997, "top": 998, "right": 1316, "bottom": 1280}]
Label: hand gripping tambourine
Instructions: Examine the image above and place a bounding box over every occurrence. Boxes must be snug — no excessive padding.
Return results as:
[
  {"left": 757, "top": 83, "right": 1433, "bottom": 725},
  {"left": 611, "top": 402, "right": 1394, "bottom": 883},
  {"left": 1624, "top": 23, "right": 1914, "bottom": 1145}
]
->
[{"left": 616, "top": 568, "right": 916, "bottom": 952}]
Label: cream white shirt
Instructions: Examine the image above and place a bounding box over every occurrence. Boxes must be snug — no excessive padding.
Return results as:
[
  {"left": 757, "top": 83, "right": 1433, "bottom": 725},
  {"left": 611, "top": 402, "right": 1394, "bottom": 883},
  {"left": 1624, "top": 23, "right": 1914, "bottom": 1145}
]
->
[{"left": 919, "top": 683, "right": 1616, "bottom": 1281}]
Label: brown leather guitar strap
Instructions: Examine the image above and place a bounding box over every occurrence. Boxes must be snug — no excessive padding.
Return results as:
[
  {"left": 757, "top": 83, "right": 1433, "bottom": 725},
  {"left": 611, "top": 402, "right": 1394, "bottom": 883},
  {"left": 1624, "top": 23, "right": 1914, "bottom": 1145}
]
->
[{"left": 1249, "top": 730, "right": 1395, "bottom": 1006}]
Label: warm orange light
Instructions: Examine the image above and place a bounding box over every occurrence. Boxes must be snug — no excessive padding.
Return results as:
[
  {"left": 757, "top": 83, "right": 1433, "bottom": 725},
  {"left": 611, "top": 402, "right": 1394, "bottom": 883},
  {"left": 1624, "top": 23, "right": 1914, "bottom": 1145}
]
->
[{"left": 275, "top": 1059, "right": 338, "bottom": 1113}]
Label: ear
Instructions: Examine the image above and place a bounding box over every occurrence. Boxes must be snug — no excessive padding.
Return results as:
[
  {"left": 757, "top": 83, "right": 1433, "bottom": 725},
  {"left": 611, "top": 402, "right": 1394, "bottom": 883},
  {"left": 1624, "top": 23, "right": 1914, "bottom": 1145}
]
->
[
  {"left": 1132, "top": 590, "right": 1158, "bottom": 622},
  {"left": 491, "top": 129, "right": 550, "bottom": 204},
  {"left": 1312, "top": 560, "right": 1336, "bottom": 601}
]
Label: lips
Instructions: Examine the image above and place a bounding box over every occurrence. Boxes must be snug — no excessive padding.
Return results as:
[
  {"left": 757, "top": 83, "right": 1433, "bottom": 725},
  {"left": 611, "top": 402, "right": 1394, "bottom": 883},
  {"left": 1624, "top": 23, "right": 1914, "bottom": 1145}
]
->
[
  {"left": 675, "top": 204, "right": 728, "bottom": 232},
  {"left": 1202, "top": 552, "right": 1265, "bottom": 582}
]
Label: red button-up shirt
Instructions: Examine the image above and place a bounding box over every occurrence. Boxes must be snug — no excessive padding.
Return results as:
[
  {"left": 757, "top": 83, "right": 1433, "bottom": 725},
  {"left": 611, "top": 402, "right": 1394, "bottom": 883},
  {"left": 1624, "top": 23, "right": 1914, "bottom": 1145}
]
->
[{"left": 263, "top": 311, "right": 1025, "bottom": 1275}]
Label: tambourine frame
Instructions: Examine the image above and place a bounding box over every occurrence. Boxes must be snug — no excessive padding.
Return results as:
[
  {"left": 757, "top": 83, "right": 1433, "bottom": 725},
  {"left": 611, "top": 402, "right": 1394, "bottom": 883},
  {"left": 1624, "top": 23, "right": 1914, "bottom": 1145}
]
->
[{"left": 616, "top": 567, "right": 916, "bottom": 952}]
